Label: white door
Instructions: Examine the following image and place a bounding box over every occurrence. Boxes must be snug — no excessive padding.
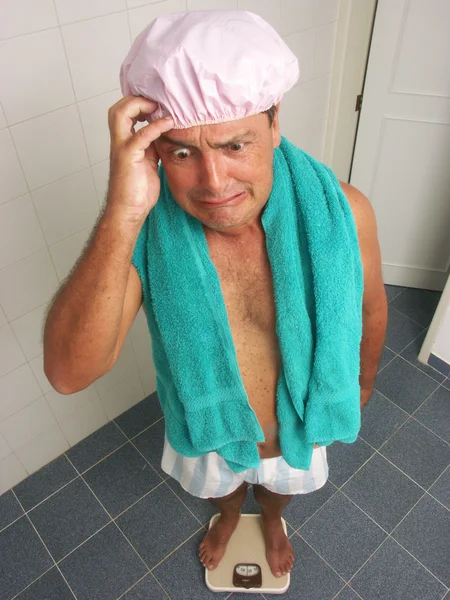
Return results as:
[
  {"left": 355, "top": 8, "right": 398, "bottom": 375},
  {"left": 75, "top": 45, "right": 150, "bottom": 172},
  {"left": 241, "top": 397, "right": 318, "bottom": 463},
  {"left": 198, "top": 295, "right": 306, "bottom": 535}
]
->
[{"left": 350, "top": 0, "right": 450, "bottom": 291}]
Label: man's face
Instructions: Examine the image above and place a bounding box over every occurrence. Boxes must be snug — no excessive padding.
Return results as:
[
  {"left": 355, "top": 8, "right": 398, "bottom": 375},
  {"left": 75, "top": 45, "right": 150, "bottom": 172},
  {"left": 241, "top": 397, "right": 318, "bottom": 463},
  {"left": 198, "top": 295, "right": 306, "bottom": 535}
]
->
[{"left": 154, "top": 107, "right": 281, "bottom": 233}]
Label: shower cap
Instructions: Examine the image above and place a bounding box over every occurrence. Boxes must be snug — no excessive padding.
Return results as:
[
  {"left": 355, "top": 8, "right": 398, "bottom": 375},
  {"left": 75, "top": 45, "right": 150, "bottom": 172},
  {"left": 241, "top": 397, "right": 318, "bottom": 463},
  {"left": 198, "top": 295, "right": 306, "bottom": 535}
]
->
[{"left": 119, "top": 9, "right": 299, "bottom": 129}]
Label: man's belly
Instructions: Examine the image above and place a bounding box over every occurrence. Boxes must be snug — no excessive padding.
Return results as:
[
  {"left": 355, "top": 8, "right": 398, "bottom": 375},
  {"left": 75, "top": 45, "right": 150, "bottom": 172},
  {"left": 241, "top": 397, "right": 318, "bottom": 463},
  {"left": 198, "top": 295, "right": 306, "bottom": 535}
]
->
[{"left": 232, "top": 326, "right": 282, "bottom": 459}]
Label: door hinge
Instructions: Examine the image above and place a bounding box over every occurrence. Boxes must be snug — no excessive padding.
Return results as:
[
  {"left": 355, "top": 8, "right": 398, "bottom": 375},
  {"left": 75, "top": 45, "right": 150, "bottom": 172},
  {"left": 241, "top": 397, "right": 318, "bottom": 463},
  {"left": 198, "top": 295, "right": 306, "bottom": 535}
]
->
[{"left": 355, "top": 94, "right": 363, "bottom": 112}]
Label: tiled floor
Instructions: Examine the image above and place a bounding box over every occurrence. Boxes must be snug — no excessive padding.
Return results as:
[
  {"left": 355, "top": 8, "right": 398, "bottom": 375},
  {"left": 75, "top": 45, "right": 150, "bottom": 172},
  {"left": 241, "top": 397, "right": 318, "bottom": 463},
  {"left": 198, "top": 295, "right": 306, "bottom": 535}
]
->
[{"left": 1, "top": 285, "right": 449, "bottom": 600}]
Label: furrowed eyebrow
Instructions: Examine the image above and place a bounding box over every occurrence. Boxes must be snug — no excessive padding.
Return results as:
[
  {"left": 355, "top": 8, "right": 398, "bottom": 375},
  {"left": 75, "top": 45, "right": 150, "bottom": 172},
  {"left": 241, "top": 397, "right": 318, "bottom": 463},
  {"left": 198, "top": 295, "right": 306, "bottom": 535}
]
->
[{"left": 158, "top": 130, "right": 257, "bottom": 149}]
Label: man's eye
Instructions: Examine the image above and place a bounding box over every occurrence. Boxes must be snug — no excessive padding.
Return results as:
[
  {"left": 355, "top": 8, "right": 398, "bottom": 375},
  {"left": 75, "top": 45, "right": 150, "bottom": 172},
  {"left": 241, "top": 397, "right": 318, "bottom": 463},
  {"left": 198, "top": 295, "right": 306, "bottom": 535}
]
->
[
  {"left": 173, "top": 148, "right": 191, "bottom": 160},
  {"left": 229, "top": 143, "right": 244, "bottom": 152}
]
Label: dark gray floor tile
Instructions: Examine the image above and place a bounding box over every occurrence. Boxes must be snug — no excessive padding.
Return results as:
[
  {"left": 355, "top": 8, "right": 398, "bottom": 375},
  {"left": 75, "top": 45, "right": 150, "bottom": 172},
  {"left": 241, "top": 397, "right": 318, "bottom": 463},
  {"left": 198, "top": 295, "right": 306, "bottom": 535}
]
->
[
  {"left": 380, "top": 418, "right": 450, "bottom": 488},
  {"left": 121, "top": 573, "right": 168, "bottom": 599},
  {"left": 28, "top": 478, "right": 109, "bottom": 562},
  {"left": 83, "top": 443, "right": 162, "bottom": 518},
  {"left": 378, "top": 345, "right": 396, "bottom": 371},
  {"left": 298, "top": 492, "right": 387, "bottom": 581},
  {"left": 65, "top": 422, "right": 127, "bottom": 473},
  {"left": 0, "top": 490, "right": 24, "bottom": 530},
  {"left": 13, "top": 455, "right": 77, "bottom": 511},
  {"left": 443, "top": 378, "right": 450, "bottom": 391},
  {"left": 359, "top": 390, "right": 409, "bottom": 449},
  {"left": 114, "top": 393, "right": 163, "bottom": 439},
  {"left": 153, "top": 530, "right": 228, "bottom": 599},
  {"left": 228, "top": 594, "right": 264, "bottom": 599},
  {"left": 341, "top": 453, "right": 424, "bottom": 532},
  {"left": 116, "top": 483, "right": 201, "bottom": 569},
  {"left": 59, "top": 523, "right": 147, "bottom": 600},
  {"left": 282, "top": 480, "right": 336, "bottom": 531},
  {"left": 334, "top": 586, "right": 359, "bottom": 599},
  {"left": 424, "top": 289, "right": 443, "bottom": 300},
  {"left": 384, "top": 306, "right": 424, "bottom": 354},
  {"left": 400, "top": 331, "right": 446, "bottom": 383},
  {"left": 264, "top": 533, "right": 345, "bottom": 599},
  {"left": 132, "top": 418, "right": 166, "bottom": 479},
  {"left": 392, "top": 494, "right": 450, "bottom": 587},
  {"left": 385, "top": 284, "right": 405, "bottom": 303},
  {"left": 16, "top": 567, "right": 75, "bottom": 599},
  {"left": 374, "top": 356, "right": 440, "bottom": 414},
  {"left": 166, "top": 477, "right": 217, "bottom": 526},
  {"left": 327, "top": 437, "right": 374, "bottom": 487},
  {"left": 390, "top": 287, "right": 440, "bottom": 328},
  {"left": 350, "top": 537, "right": 447, "bottom": 600},
  {"left": 0, "top": 516, "right": 53, "bottom": 600},
  {"left": 428, "top": 467, "right": 450, "bottom": 509},
  {"left": 415, "top": 386, "right": 450, "bottom": 443}
]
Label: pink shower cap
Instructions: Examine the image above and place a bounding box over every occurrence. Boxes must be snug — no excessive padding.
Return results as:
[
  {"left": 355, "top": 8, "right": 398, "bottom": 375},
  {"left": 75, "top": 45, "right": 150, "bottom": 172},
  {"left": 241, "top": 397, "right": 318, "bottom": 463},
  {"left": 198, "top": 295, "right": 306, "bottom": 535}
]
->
[{"left": 119, "top": 10, "right": 299, "bottom": 129}]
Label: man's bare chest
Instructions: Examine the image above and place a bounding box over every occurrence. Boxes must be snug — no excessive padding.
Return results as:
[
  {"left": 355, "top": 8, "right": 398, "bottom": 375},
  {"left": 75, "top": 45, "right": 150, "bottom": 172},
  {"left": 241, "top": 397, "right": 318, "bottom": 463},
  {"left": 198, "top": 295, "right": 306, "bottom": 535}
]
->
[{"left": 206, "top": 238, "right": 277, "bottom": 334}]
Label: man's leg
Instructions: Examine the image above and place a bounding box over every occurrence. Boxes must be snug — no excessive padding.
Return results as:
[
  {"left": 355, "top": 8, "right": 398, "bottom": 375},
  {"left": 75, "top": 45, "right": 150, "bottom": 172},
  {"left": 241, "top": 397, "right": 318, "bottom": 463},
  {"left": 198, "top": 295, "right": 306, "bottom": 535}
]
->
[
  {"left": 199, "top": 481, "right": 248, "bottom": 571},
  {"left": 253, "top": 484, "right": 294, "bottom": 577}
]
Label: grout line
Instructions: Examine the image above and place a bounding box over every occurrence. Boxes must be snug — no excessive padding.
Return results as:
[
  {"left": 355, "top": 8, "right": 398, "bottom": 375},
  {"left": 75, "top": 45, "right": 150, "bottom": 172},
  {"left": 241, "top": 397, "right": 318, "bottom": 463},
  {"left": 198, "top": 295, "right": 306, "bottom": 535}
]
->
[
  {"left": 10, "top": 489, "right": 79, "bottom": 600},
  {"left": 150, "top": 525, "right": 205, "bottom": 573},
  {"left": 116, "top": 571, "right": 171, "bottom": 600},
  {"left": 290, "top": 529, "right": 348, "bottom": 585}
]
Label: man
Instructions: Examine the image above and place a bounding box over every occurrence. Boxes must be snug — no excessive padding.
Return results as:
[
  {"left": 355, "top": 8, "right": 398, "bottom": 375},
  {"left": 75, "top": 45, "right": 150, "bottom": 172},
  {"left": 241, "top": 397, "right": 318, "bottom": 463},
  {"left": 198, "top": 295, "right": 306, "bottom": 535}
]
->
[{"left": 43, "top": 10, "right": 387, "bottom": 581}]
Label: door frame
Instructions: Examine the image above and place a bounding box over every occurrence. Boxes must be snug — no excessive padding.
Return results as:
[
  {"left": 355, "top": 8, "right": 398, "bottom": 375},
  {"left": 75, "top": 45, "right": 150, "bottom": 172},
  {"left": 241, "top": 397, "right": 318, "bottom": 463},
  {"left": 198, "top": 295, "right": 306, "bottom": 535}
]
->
[{"left": 324, "top": 0, "right": 377, "bottom": 182}]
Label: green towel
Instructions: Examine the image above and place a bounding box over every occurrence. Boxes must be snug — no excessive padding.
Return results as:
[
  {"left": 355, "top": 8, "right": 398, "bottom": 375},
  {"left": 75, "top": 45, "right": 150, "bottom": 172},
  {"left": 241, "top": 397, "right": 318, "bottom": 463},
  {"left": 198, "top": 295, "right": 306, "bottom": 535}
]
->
[{"left": 132, "top": 135, "right": 364, "bottom": 473}]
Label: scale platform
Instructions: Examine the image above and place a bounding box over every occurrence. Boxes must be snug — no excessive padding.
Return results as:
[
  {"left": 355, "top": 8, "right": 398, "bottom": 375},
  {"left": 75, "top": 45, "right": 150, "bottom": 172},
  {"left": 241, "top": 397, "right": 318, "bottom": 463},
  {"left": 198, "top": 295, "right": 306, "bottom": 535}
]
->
[{"left": 205, "top": 514, "right": 290, "bottom": 594}]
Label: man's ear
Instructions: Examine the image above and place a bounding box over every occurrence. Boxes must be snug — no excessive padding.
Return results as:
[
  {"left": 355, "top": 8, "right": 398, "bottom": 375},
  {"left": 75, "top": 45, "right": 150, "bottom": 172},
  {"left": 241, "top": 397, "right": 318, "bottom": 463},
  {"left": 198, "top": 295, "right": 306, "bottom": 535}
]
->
[{"left": 272, "top": 103, "right": 281, "bottom": 149}]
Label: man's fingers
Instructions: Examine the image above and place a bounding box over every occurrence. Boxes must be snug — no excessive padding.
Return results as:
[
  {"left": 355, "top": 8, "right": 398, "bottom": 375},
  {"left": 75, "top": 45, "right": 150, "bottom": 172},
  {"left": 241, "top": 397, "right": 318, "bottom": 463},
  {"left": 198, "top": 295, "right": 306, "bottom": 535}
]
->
[
  {"left": 129, "top": 116, "right": 174, "bottom": 153},
  {"left": 109, "top": 95, "right": 159, "bottom": 144}
]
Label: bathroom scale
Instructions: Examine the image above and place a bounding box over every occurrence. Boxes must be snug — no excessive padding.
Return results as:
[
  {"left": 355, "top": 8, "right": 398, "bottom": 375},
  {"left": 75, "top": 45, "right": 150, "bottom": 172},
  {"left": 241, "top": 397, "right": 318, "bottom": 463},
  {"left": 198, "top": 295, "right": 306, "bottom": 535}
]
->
[{"left": 205, "top": 514, "right": 290, "bottom": 594}]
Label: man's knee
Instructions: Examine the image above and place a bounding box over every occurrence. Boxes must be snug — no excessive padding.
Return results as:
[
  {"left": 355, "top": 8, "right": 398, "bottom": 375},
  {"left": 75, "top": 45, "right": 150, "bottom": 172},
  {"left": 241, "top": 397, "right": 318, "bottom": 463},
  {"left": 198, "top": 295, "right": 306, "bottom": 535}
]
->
[{"left": 253, "top": 484, "right": 292, "bottom": 507}]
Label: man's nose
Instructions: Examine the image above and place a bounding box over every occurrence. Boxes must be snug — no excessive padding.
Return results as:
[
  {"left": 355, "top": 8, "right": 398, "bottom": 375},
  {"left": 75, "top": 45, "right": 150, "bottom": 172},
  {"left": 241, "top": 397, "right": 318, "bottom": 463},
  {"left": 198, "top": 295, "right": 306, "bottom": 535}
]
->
[{"left": 198, "top": 153, "right": 228, "bottom": 196}]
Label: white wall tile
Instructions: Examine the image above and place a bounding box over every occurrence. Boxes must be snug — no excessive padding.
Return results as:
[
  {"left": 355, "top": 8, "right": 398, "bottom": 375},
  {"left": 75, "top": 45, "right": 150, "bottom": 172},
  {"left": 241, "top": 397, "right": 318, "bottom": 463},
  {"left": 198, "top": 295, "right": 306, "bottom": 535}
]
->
[
  {"left": 15, "top": 424, "right": 69, "bottom": 475},
  {"left": 0, "top": 453, "right": 28, "bottom": 494},
  {"left": 92, "top": 160, "right": 110, "bottom": 207},
  {"left": 0, "top": 432, "right": 12, "bottom": 460},
  {"left": 94, "top": 337, "right": 138, "bottom": 397},
  {"left": 55, "top": 0, "right": 126, "bottom": 25},
  {"left": 187, "top": 0, "right": 237, "bottom": 9},
  {"left": 0, "top": 129, "right": 28, "bottom": 206},
  {"left": 279, "top": 0, "right": 318, "bottom": 36},
  {"left": 0, "top": 103, "right": 6, "bottom": 129},
  {"left": 301, "top": 118, "right": 328, "bottom": 161},
  {"left": 30, "top": 354, "right": 53, "bottom": 395},
  {"left": 0, "top": 0, "right": 58, "bottom": 41},
  {"left": 0, "top": 249, "right": 59, "bottom": 321},
  {"left": 129, "top": 0, "right": 187, "bottom": 39},
  {"left": 0, "top": 305, "right": 6, "bottom": 328},
  {"left": 48, "top": 227, "right": 94, "bottom": 281},
  {"left": 283, "top": 28, "right": 316, "bottom": 84},
  {"left": 317, "top": 0, "right": 340, "bottom": 25},
  {"left": 46, "top": 384, "right": 99, "bottom": 421},
  {"left": 32, "top": 169, "right": 99, "bottom": 246},
  {"left": 99, "top": 372, "right": 144, "bottom": 420},
  {"left": 0, "top": 29, "right": 75, "bottom": 125},
  {"left": 0, "top": 396, "right": 57, "bottom": 451},
  {"left": 11, "top": 105, "right": 89, "bottom": 191},
  {"left": 314, "top": 21, "right": 338, "bottom": 77},
  {"left": 10, "top": 303, "right": 49, "bottom": 362},
  {"left": 58, "top": 396, "right": 108, "bottom": 446},
  {"left": 0, "top": 325, "right": 26, "bottom": 378},
  {"left": 130, "top": 307, "right": 156, "bottom": 396},
  {"left": 78, "top": 89, "right": 122, "bottom": 165},
  {"left": 0, "top": 195, "right": 46, "bottom": 270},
  {"left": 0, "top": 364, "right": 42, "bottom": 421},
  {"left": 237, "top": 0, "right": 281, "bottom": 31},
  {"left": 62, "top": 12, "right": 131, "bottom": 101}
]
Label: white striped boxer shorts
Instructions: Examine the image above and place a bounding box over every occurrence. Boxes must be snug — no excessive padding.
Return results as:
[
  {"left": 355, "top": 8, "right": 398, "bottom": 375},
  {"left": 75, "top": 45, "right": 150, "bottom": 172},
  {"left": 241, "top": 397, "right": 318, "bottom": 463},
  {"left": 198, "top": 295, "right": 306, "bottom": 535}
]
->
[{"left": 161, "top": 435, "right": 329, "bottom": 499}]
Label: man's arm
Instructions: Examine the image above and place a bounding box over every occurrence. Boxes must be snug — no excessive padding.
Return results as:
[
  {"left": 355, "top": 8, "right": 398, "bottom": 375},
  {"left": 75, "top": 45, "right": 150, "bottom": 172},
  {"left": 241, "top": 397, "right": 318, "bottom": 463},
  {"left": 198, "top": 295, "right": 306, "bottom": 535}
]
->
[{"left": 341, "top": 183, "right": 388, "bottom": 408}]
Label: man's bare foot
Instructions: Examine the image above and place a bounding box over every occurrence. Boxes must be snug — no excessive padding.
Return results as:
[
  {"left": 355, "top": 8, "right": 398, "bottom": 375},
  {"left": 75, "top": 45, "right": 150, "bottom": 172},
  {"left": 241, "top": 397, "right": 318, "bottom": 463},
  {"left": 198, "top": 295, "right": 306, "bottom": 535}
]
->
[
  {"left": 199, "top": 513, "right": 241, "bottom": 571},
  {"left": 260, "top": 512, "right": 294, "bottom": 577}
]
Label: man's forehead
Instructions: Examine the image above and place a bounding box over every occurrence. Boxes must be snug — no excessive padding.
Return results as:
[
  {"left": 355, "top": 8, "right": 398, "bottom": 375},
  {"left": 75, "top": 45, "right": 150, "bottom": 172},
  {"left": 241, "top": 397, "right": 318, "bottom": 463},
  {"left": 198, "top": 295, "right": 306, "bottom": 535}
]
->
[{"left": 158, "top": 118, "right": 261, "bottom": 148}]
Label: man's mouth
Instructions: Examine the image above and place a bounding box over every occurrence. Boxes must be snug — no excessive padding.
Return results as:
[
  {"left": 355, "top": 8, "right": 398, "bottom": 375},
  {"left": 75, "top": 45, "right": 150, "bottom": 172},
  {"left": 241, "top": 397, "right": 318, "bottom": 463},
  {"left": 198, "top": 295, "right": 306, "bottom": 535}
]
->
[{"left": 200, "top": 191, "right": 247, "bottom": 207}]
